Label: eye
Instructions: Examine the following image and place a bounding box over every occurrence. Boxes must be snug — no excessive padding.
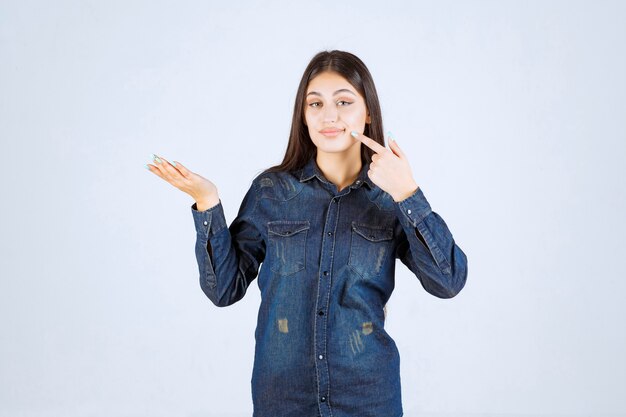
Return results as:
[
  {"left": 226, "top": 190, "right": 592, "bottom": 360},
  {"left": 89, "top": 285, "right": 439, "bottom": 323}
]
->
[
  {"left": 308, "top": 102, "right": 321, "bottom": 108},
  {"left": 338, "top": 100, "right": 353, "bottom": 106}
]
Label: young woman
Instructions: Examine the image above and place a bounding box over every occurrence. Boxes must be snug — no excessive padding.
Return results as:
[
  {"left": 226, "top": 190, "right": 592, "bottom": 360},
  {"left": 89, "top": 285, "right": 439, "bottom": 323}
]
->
[{"left": 146, "top": 50, "right": 468, "bottom": 417}]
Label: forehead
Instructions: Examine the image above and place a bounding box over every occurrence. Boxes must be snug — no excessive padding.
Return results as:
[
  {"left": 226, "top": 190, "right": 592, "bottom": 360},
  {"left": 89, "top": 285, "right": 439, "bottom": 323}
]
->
[{"left": 306, "top": 71, "right": 356, "bottom": 94}]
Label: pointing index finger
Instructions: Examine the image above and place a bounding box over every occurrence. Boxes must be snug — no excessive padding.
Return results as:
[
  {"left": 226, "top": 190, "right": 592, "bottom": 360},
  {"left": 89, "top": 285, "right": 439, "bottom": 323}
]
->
[{"left": 350, "top": 131, "right": 387, "bottom": 154}]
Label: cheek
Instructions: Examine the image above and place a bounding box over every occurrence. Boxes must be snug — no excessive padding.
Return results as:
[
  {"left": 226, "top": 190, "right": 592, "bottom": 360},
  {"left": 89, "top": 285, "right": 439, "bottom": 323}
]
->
[
  {"left": 344, "top": 108, "right": 368, "bottom": 125},
  {"left": 304, "top": 110, "right": 316, "bottom": 125}
]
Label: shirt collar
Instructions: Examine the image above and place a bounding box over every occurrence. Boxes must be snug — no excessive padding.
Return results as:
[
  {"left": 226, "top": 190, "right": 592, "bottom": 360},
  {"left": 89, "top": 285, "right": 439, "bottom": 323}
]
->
[{"left": 299, "top": 155, "right": 373, "bottom": 190}]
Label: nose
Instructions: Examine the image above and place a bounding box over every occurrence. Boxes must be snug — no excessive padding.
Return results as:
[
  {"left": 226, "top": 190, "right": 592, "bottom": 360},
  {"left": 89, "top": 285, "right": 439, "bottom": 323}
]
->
[{"left": 323, "top": 104, "right": 338, "bottom": 123}]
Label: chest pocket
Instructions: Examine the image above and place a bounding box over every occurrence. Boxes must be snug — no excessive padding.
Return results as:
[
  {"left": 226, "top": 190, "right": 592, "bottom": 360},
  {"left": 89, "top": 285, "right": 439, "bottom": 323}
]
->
[
  {"left": 348, "top": 222, "right": 394, "bottom": 279},
  {"left": 267, "top": 220, "right": 310, "bottom": 277}
]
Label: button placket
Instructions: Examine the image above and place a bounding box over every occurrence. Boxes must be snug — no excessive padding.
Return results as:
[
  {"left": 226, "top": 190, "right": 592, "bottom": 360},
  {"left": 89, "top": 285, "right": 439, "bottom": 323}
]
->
[{"left": 314, "top": 199, "right": 338, "bottom": 415}]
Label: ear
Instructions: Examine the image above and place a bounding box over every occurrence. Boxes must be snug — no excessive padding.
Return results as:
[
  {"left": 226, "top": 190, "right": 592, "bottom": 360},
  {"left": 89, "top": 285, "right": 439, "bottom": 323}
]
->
[{"left": 366, "top": 114, "right": 371, "bottom": 124}]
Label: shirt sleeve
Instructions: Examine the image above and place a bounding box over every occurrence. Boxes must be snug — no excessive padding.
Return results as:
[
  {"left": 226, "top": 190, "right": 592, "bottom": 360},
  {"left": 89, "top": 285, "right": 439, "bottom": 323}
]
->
[
  {"left": 394, "top": 186, "right": 468, "bottom": 298},
  {"left": 190, "top": 179, "right": 265, "bottom": 307}
]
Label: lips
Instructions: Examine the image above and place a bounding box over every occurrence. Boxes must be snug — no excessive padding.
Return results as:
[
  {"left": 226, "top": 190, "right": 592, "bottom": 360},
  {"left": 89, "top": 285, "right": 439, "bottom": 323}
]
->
[{"left": 319, "top": 128, "right": 346, "bottom": 138}]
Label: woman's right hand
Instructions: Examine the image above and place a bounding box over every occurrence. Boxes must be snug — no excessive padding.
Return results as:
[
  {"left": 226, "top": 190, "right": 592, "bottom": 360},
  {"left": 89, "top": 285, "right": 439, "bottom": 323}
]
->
[{"left": 146, "top": 153, "right": 219, "bottom": 211}]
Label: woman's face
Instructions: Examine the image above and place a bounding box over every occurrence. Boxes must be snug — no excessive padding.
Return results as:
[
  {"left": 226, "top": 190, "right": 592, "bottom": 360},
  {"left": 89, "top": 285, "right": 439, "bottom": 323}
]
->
[{"left": 304, "top": 71, "right": 371, "bottom": 155}]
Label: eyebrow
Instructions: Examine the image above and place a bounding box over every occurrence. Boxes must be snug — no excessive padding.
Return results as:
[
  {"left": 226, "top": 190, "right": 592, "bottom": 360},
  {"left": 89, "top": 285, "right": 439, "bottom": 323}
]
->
[{"left": 306, "top": 88, "right": 357, "bottom": 97}]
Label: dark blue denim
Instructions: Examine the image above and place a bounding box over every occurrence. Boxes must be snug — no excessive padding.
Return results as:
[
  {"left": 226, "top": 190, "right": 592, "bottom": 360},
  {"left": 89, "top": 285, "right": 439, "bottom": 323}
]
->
[{"left": 191, "top": 155, "right": 468, "bottom": 417}]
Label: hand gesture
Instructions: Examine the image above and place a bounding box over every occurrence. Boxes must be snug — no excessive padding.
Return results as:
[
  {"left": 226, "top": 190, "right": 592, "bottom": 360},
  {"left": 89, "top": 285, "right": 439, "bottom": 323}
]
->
[
  {"left": 146, "top": 154, "right": 219, "bottom": 209},
  {"left": 351, "top": 131, "right": 419, "bottom": 202}
]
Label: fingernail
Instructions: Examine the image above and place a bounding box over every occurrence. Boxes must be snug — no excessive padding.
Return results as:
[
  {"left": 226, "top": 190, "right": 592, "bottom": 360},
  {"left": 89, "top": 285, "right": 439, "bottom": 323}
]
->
[
  {"left": 151, "top": 153, "right": 162, "bottom": 164},
  {"left": 172, "top": 161, "right": 177, "bottom": 167},
  {"left": 350, "top": 131, "right": 359, "bottom": 138},
  {"left": 387, "top": 130, "right": 394, "bottom": 139},
  {"left": 145, "top": 164, "right": 150, "bottom": 170}
]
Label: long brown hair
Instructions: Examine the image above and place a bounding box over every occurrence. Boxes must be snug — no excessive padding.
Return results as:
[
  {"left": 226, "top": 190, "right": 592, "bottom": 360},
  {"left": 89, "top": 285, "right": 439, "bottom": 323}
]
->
[{"left": 261, "top": 50, "right": 385, "bottom": 175}]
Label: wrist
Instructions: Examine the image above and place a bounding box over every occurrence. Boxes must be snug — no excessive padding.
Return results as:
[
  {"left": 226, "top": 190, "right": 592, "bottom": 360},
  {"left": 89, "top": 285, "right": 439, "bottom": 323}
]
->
[
  {"left": 392, "top": 183, "right": 419, "bottom": 203},
  {"left": 195, "top": 194, "right": 220, "bottom": 211}
]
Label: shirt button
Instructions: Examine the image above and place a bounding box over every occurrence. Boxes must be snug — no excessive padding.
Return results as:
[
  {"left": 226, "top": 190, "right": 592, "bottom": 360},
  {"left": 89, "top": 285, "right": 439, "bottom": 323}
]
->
[
  {"left": 320, "top": 396, "right": 327, "bottom": 402},
  {"left": 318, "top": 310, "right": 324, "bottom": 316},
  {"left": 323, "top": 271, "right": 328, "bottom": 276},
  {"left": 203, "top": 221, "right": 208, "bottom": 226},
  {"left": 327, "top": 231, "right": 332, "bottom": 236},
  {"left": 356, "top": 180, "right": 361, "bottom": 184},
  {"left": 407, "top": 209, "right": 412, "bottom": 214},
  {"left": 318, "top": 354, "right": 324, "bottom": 360}
]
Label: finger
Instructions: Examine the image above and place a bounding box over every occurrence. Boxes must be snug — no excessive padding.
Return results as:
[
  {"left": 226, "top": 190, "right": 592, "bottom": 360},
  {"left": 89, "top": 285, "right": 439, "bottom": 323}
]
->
[
  {"left": 146, "top": 162, "right": 166, "bottom": 180},
  {"left": 151, "top": 153, "right": 175, "bottom": 175},
  {"left": 350, "top": 131, "right": 387, "bottom": 155},
  {"left": 150, "top": 154, "right": 185, "bottom": 183},
  {"left": 171, "top": 160, "right": 192, "bottom": 179},
  {"left": 152, "top": 153, "right": 172, "bottom": 168},
  {"left": 388, "top": 137, "right": 406, "bottom": 159},
  {"left": 147, "top": 153, "right": 165, "bottom": 175}
]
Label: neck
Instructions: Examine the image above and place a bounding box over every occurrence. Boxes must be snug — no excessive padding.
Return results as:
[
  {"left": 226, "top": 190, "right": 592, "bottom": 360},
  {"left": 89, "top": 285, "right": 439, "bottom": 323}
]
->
[{"left": 315, "top": 147, "right": 362, "bottom": 192}]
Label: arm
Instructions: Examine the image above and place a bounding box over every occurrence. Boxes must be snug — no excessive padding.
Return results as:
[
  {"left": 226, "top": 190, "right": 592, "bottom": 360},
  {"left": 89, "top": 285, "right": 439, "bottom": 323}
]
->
[
  {"left": 191, "top": 180, "right": 265, "bottom": 307},
  {"left": 394, "top": 186, "right": 468, "bottom": 298}
]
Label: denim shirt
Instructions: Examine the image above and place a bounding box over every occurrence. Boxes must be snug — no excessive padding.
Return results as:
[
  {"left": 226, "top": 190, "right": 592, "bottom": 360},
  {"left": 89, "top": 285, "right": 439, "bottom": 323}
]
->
[{"left": 191, "top": 155, "right": 468, "bottom": 417}]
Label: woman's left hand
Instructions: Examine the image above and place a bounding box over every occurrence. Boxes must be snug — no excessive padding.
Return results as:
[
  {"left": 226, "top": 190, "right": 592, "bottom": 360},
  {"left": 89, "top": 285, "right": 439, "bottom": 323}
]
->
[{"left": 351, "top": 131, "right": 419, "bottom": 202}]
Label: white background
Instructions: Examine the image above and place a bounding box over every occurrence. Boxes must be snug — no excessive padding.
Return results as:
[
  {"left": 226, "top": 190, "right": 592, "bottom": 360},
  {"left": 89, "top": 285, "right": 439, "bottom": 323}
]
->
[{"left": 1, "top": 1, "right": 625, "bottom": 416}]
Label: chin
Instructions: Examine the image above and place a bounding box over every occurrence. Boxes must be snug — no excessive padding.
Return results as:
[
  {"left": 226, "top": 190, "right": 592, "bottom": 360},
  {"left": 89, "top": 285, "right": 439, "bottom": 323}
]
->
[{"left": 313, "top": 139, "right": 359, "bottom": 155}]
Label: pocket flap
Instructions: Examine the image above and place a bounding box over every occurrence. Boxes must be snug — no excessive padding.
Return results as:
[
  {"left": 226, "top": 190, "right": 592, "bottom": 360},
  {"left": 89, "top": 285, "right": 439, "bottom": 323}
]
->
[
  {"left": 351, "top": 222, "right": 393, "bottom": 242},
  {"left": 268, "top": 220, "right": 310, "bottom": 237}
]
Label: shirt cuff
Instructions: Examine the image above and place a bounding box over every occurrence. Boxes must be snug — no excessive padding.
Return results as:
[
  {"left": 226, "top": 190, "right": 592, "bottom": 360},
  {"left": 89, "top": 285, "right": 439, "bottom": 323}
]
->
[
  {"left": 191, "top": 200, "right": 228, "bottom": 239},
  {"left": 394, "top": 186, "right": 433, "bottom": 227}
]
